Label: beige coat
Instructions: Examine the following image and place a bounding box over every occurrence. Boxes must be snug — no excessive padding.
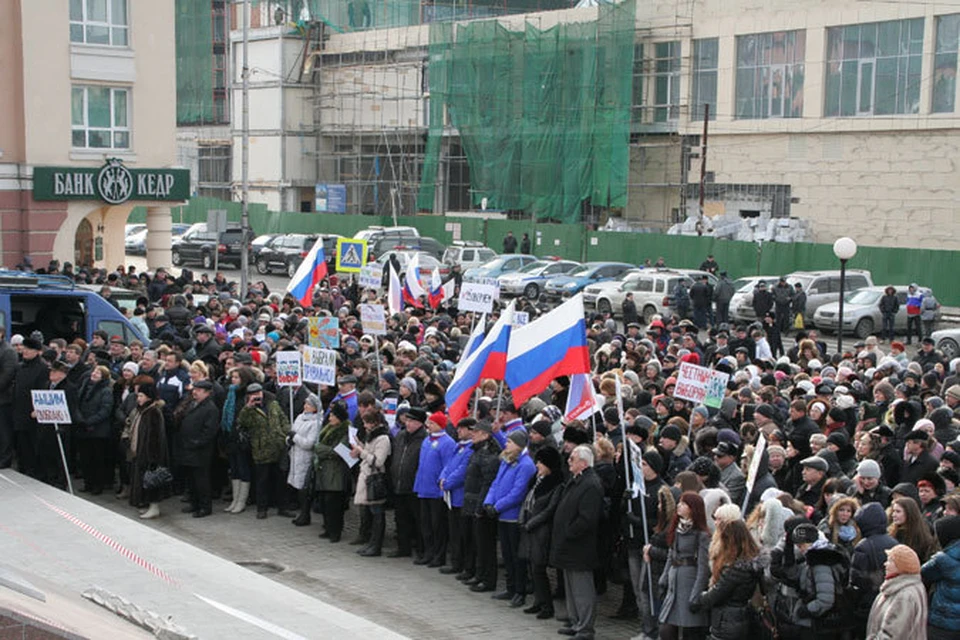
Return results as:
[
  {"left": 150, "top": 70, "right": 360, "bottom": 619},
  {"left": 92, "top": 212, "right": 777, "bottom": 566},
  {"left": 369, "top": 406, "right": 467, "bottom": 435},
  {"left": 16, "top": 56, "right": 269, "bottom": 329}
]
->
[
  {"left": 865, "top": 573, "right": 928, "bottom": 640},
  {"left": 353, "top": 431, "right": 391, "bottom": 506}
]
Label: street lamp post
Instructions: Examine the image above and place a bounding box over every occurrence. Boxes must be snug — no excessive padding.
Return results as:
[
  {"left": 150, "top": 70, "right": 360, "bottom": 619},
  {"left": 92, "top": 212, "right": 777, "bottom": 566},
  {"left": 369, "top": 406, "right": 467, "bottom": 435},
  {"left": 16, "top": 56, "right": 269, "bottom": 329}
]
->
[{"left": 833, "top": 237, "right": 858, "bottom": 357}]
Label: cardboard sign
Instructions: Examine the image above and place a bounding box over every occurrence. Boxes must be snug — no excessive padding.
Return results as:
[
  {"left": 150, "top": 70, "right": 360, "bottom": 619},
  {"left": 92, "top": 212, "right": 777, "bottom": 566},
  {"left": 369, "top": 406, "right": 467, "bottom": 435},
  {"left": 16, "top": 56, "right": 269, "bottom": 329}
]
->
[
  {"left": 335, "top": 238, "right": 368, "bottom": 273},
  {"left": 308, "top": 316, "right": 340, "bottom": 349},
  {"left": 742, "top": 433, "right": 767, "bottom": 511},
  {"left": 358, "top": 263, "right": 383, "bottom": 290},
  {"left": 360, "top": 304, "right": 387, "bottom": 336},
  {"left": 31, "top": 390, "right": 72, "bottom": 424},
  {"left": 673, "top": 362, "right": 730, "bottom": 409},
  {"left": 458, "top": 282, "right": 497, "bottom": 313},
  {"left": 303, "top": 347, "right": 337, "bottom": 386},
  {"left": 275, "top": 351, "right": 302, "bottom": 387}
]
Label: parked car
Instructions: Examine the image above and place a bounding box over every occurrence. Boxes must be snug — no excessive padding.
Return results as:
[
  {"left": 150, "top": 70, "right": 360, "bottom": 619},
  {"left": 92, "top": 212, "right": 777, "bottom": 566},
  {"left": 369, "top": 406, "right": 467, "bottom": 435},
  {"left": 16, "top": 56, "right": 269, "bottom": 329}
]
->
[
  {"left": 498, "top": 260, "right": 580, "bottom": 299},
  {"left": 463, "top": 254, "right": 538, "bottom": 281},
  {"left": 124, "top": 223, "right": 146, "bottom": 239},
  {"left": 125, "top": 223, "right": 191, "bottom": 255},
  {"left": 585, "top": 268, "right": 715, "bottom": 322},
  {"left": 249, "top": 234, "right": 279, "bottom": 262},
  {"left": 255, "top": 233, "right": 342, "bottom": 277},
  {"left": 442, "top": 242, "right": 498, "bottom": 271},
  {"left": 933, "top": 327, "right": 960, "bottom": 360},
  {"left": 813, "top": 285, "right": 939, "bottom": 338},
  {"left": 731, "top": 270, "right": 874, "bottom": 324},
  {"left": 171, "top": 223, "right": 253, "bottom": 269},
  {"left": 542, "top": 261, "right": 635, "bottom": 301}
]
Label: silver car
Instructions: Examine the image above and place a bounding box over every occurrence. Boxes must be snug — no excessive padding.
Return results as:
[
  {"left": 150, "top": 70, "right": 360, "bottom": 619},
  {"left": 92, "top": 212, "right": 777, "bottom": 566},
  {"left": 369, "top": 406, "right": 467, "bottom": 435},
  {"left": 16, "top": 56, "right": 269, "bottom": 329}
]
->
[
  {"left": 813, "top": 285, "right": 938, "bottom": 338},
  {"left": 498, "top": 260, "right": 580, "bottom": 299},
  {"left": 933, "top": 327, "right": 960, "bottom": 359},
  {"left": 731, "top": 270, "right": 873, "bottom": 324},
  {"left": 587, "top": 269, "right": 714, "bottom": 323}
]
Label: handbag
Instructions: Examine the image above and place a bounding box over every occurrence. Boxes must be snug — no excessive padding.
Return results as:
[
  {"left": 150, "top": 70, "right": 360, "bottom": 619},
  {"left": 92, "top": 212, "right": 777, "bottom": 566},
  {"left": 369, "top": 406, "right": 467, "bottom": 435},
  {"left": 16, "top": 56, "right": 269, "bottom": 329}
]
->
[
  {"left": 142, "top": 466, "right": 173, "bottom": 490},
  {"left": 365, "top": 472, "right": 389, "bottom": 502},
  {"left": 793, "top": 313, "right": 804, "bottom": 330}
]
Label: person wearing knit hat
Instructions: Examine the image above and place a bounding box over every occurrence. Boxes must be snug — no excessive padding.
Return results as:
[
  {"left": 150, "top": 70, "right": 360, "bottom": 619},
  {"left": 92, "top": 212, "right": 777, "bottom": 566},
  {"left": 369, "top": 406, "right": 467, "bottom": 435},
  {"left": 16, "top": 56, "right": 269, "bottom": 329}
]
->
[
  {"left": 414, "top": 405, "right": 456, "bottom": 568},
  {"left": 642, "top": 449, "right": 663, "bottom": 477},
  {"left": 864, "top": 545, "right": 927, "bottom": 640}
]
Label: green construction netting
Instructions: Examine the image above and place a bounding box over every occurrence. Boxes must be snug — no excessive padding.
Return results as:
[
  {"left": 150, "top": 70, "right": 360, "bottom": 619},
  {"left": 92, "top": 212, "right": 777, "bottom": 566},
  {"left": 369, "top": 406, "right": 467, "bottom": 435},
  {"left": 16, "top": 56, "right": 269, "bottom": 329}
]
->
[
  {"left": 175, "top": 0, "right": 215, "bottom": 125},
  {"left": 417, "top": 0, "right": 635, "bottom": 223}
]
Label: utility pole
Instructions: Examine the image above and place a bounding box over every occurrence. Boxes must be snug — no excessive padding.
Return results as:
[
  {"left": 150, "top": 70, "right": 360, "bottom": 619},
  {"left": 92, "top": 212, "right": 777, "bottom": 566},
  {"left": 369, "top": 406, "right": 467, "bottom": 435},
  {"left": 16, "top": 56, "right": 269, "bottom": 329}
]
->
[
  {"left": 696, "top": 103, "right": 709, "bottom": 236},
  {"left": 240, "top": 0, "right": 250, "bottom": 299}
]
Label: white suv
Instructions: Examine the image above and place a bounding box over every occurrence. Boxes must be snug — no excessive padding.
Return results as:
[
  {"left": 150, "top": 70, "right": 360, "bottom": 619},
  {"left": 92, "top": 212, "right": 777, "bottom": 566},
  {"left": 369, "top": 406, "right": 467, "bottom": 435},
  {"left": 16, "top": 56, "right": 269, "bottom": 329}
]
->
[
  {"left": 442, "top": 242, "right": 498, "bottom": 271},
  {"left": 585, "top": 269, "right": 716, "bottom": 323}
]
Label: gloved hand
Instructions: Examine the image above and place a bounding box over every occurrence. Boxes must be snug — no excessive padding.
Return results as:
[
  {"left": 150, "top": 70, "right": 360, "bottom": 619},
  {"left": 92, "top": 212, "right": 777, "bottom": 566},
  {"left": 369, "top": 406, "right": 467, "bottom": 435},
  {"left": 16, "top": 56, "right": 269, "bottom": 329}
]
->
[
  {"left": 795, "top": 603, "right": 811, "bottom": 619},
  {"left": 483, "top": 504, "right": 499, "bottom": 520},
  {"left": 285, "top": 435, "right": 294, "bottom": 447},
  {"left": 688, "top": 593, "right": 703, "bottom": 614}
]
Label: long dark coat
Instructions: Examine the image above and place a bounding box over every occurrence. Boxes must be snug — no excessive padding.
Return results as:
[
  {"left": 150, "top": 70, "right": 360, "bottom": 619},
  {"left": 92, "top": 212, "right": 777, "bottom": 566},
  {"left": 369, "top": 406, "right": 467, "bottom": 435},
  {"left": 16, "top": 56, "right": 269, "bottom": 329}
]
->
[
  {"left": 76, "top": 378, "right": 114, "bottom": 439},
  {"left": 130, "top": 400, "right": 168, "bottom": 507},
  {"left": 178, "top": 397, "right": 220, "bottom": 467},
  {"left": 549, "top": 466, "right": 603, "bottom": 571},
  {"left": 517, "top": 473, "right": 563, "bottom": 567}
]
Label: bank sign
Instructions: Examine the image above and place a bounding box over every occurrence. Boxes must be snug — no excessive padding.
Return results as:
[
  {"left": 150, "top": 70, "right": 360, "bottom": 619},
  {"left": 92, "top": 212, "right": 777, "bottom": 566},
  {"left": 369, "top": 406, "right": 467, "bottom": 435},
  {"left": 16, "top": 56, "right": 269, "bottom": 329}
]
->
[{"left": 33, "top": 159, "right": 190, "bottom": 204}]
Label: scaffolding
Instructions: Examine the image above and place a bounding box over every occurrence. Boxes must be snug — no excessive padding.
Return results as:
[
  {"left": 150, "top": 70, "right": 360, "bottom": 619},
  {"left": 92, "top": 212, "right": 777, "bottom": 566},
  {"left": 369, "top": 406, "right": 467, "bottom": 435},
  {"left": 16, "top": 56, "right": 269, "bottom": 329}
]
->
[{"left": 246, "top": 0, "right": 704, "bottom": 228}]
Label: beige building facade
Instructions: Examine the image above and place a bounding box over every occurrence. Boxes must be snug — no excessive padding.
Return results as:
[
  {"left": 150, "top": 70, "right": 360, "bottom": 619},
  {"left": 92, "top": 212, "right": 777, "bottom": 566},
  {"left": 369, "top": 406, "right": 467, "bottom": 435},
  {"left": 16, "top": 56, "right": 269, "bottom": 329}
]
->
[
  {"left": 237, "top": 0, "right": 960, "bottom": 249},
  {"left": 0, "top": 0, "right": 182, "bottom": 270}
]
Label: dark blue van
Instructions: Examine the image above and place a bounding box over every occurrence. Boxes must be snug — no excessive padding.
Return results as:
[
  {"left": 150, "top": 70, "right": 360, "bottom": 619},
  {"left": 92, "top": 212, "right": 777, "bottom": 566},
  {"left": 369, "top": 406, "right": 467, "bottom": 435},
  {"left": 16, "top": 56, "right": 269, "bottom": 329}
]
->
[{"left": 0, "top": 271, "right": 147, "bottom": 344}]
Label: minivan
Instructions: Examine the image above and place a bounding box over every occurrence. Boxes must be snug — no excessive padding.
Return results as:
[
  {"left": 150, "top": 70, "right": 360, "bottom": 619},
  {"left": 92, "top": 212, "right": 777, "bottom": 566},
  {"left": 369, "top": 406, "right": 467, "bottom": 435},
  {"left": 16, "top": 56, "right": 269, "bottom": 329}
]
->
[{"left": 0, "top": 271, "right": 147, "bottom": 345}]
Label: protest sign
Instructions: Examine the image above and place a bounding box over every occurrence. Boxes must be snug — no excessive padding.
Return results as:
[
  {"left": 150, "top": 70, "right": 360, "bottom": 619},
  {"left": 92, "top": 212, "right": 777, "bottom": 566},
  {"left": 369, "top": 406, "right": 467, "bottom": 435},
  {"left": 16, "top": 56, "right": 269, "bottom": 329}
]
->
[
  {"left": 383, "top": 396, "right": 398, "bottom": 428},
  {"left": 308, "top": 316, "right": 340, "bottom": 349},
  {"left": 359, "top": 264, "right": 383, "bottom": 290},
  {"left": 673, "top": 362, "right": 730, "bottom": 409},
  {"left": 303, "top": 347, "right": 337, "bottom": 386},
  {"left": 458, "top": 282, "right": 497, "bottom": 313},
  {"left": 512, "top": 311, "right": 529, "bottom": 328},
  {"left": 360, "top": 304, "right": 387, "bottom": 336},
  {"left": 275, "top": 351, "right": 302, "bottom": 387},
  {"left": 31, "top": 390, "right": 72, "bottom": 424}
]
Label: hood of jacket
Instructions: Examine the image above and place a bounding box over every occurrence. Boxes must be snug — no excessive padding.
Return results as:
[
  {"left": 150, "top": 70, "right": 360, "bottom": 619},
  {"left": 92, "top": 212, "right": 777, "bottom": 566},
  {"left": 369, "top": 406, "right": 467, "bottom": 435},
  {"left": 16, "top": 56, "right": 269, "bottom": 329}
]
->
[{"left": 855, "top": 502, "right": 889, "bottom": 537}]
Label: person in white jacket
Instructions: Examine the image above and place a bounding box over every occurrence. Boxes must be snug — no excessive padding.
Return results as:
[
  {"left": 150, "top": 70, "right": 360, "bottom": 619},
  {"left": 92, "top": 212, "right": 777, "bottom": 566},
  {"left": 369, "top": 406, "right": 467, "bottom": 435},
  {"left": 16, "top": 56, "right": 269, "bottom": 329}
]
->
[{"left": 288, "top": 394, "right": 321, "bottom": 526}]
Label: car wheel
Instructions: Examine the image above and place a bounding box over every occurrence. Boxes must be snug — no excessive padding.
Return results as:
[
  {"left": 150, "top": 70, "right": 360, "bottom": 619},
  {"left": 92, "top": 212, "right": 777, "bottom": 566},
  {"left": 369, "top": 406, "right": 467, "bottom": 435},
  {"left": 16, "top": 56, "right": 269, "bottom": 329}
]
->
[
  {"left": 642, "top": 305, "right": 657, "bottom": 324},
  {"left": 256, "top": 258, "right": 270, "bottom": 275},
  {"left": 287, "top": 261, "right": 298, "bottom": 278},
  {"left": 202, "top": 252, "right": 213, "bottom": 269},
  {"left": 523, "top": 283, "right": 539, "bottom": 300},
  {"left": 854, "top": 317, "right": 874, "bottom": 339},
  {"left": 939, "top": 338, "right": 960, "bottom": 360},
  {"left": 598, "top": 299, "right": 612, "bottom": 315},
  {"left": 171, "top": 250, "right": 182, "bottom": 266}
]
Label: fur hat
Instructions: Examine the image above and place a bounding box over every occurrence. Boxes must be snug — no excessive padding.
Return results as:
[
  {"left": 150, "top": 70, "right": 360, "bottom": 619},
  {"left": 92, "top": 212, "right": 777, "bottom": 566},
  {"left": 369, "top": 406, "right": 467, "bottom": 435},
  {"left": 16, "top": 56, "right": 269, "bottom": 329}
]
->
[{"left": 885, "top": 544, "right": 921, "bottom": 576}]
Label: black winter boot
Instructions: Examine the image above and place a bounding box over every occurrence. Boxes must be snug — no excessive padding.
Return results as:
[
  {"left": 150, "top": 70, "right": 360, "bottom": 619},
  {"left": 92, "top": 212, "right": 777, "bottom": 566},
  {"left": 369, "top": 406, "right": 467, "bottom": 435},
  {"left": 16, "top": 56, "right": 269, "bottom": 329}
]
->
[{"left": 292, "top": 488, "right": 312, "bottom": 526}]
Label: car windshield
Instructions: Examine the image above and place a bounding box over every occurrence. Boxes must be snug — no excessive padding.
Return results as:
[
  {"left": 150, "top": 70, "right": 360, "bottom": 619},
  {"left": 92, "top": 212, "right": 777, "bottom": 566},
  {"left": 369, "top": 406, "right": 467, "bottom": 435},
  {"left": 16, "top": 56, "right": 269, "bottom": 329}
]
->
[
  {"left": 517, "top": 261, "right": 547, "bottom": 274},
  {"left": 732, "top": 278, "right": 758, "bottom": 292},
  {"left": 566, "top": 265, "right": 591, "bottom": 277},
  {"left": 845, "top": 290, "right": 881, "bottom": 305}
]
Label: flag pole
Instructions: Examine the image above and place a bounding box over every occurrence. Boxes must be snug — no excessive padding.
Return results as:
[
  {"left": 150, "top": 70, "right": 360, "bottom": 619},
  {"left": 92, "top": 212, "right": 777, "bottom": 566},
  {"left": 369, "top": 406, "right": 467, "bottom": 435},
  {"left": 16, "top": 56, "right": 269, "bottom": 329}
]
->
[{"left": 374, "top": 335, "right": 382, "bottom": 396}]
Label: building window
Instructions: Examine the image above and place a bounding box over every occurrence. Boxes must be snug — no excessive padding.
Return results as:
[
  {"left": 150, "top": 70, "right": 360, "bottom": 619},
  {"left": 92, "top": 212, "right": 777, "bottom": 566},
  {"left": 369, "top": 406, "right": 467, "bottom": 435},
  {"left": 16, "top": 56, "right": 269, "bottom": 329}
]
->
[
  {"left": 71, "top": 86, "right": 130, "bottom": 149},
  {"left": 692, "top": 38, "right": 718, "bottom": 121},
  {"left": 934, "top": 15, "right": 960, "bottom": 113},
  {"left": 654, "top": 41, "right": 680, "bottom": 122},
  {"left": 631, "top": 43, "right": 643, "bottom": 125},
  {"left": 824, "top": 19, "right": 923, "bottom": 117},
  {"left": 70, "top": 0, "right": 128, "bottom": 47},
  {"left": 735, "top": 30, "right": 805, "bottom": 119}
]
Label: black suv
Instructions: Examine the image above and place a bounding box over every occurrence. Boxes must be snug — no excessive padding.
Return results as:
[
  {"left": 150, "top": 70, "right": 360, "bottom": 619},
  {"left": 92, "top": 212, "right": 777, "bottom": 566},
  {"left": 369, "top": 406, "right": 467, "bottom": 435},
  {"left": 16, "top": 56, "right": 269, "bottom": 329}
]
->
[
  {"left": 255, "top": 233, "right": 340, "bottom": 277},
  {"left": 171, "top": 223, "right": 252, "bottom": 269}
]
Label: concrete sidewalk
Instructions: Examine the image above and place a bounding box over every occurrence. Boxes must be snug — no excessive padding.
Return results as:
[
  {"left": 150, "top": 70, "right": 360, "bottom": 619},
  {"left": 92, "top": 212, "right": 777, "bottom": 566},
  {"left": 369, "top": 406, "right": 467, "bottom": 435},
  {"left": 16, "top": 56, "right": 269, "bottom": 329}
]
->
[{"left": 0, "top": 471, "right": 407, "bottom": 640}]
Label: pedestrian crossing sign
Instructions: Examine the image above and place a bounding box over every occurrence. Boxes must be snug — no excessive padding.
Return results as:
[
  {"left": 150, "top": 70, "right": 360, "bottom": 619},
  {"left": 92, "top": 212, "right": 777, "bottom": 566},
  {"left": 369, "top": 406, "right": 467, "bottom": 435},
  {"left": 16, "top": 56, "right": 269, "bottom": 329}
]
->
[{"left": 336, "top": 238, "right": 368, "bottom": 273}]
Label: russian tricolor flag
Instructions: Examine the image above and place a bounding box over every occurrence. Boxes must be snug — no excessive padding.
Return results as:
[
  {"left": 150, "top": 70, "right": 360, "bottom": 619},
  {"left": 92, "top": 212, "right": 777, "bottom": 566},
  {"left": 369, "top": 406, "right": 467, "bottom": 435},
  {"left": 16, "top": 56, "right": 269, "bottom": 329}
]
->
[
  {"left": 428, "top": 267, "right": 444, "bottom": 309},
  {"left": 286, "top": 237, "right": 328, "bottom": 306},
  {"left": 403, "top": 253, "right": 426, "bottom": 308},
  {"left": 388, "top": 262, "right": 403, "bottom": 316},
  {"left": 505, "top": 294, "right": 590, "bottom": 406},
  {"left": 564, "top": 372, "right": 601, "bottom": 422},
  {"left": 445, "top": 303, "right": 513, "bottom": 424}
]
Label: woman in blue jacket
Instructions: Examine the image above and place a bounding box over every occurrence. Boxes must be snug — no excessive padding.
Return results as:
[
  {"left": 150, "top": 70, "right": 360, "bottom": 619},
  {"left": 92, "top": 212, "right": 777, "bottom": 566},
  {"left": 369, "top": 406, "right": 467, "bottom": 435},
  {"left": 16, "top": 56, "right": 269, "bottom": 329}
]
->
[
  {"left": 922, "top": 515, "right": 960, "bottom": 640},
  {"left": 483, "top": 429, "right": 536, "bottom": 607}
]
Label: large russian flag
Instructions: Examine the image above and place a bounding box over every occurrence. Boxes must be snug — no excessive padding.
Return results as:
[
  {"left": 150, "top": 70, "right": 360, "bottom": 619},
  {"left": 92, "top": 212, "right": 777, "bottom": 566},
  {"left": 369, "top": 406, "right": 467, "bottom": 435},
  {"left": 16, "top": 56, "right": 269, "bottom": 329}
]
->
[
  {"left": 505, "top": 294, "right": 590, "bottom": 406},
  {"left": 445, "top": 303, "right": 514, "bottom": 424},
  {"left": 286, "top": 237, "right": 327, "bottom": 306}
]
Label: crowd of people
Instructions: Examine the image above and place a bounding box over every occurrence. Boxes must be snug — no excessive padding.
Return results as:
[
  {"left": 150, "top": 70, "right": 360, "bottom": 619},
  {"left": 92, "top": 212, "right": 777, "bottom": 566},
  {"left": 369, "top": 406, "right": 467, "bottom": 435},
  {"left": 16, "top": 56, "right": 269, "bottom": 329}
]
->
[{"left": 2, "top": 256, "right": 960, "bottom": 640}]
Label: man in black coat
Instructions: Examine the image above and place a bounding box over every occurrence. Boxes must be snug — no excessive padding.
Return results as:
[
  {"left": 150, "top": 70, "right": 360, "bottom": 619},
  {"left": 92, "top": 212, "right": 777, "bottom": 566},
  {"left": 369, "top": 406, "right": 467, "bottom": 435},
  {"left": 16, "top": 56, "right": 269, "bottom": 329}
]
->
[
  {"left": 389, "top": 407, "right": 428, "bottom": 559},
  {"left": 688, "top": 275, "right": 713, "bottom": 330},
  {"left": 752, "top": 281, "right": 774, "bottom": 320},
  {"left": 0, "top": 327, "right": 18, "bottom": 468},
  {"left": 179, "top": 380, "right": 221, "bottom": 517},
  {"left": 900, "top": 430, "right": 939, "bottom": 485},
  {"left": 550, "top": 444, "right": 603, "bottom": 640},
  {"left": 12, "top": 338, "right": 50, "bottom": 478},
  {"left": 463, "top": 420, "right": 503, "bottom": 592},
  {"left": 621, "top": 293, "right": 638, "bottom": 328},
  {"left": 39, "top": 360, "right": 80, "bottom": 489}
]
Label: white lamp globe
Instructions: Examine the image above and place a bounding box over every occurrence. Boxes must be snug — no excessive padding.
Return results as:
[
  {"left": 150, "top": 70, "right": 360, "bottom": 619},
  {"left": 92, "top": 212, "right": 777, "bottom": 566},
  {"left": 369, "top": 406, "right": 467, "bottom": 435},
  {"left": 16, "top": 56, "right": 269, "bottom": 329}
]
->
[{"left": 833, "top": 237, "right": 857, "bottom": 261}]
